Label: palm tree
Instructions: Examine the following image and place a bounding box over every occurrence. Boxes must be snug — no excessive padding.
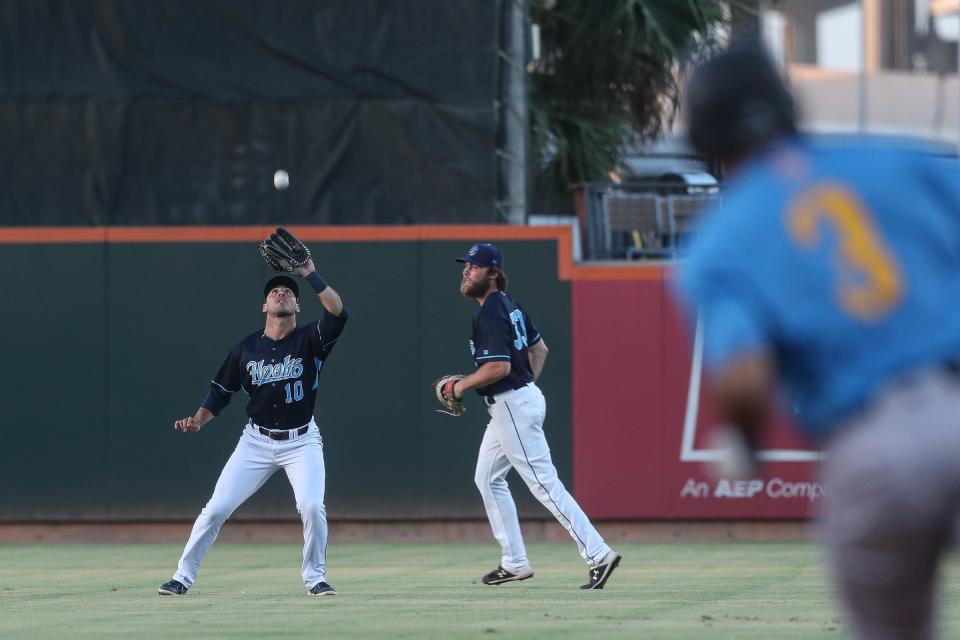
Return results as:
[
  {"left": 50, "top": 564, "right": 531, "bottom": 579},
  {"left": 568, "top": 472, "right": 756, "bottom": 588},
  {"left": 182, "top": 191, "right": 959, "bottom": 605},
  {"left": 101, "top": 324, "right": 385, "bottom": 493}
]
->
[{"left": 529, "top": 0, "right": 728, "bottom": 212}]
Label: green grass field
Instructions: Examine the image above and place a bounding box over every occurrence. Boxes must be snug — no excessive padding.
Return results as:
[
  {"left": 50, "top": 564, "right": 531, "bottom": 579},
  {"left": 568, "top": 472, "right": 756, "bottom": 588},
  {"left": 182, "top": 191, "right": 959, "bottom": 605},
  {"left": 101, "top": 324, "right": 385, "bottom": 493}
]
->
[{"left": 2, "top": 542, "right": 959, "bottom": 639}]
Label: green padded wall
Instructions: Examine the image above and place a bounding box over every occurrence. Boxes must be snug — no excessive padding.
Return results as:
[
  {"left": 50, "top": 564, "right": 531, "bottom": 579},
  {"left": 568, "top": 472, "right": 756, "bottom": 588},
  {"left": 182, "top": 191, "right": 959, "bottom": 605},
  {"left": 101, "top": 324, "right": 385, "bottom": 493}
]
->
[{"left": 0, "top": 238, "right": 571, "bottom": 522}]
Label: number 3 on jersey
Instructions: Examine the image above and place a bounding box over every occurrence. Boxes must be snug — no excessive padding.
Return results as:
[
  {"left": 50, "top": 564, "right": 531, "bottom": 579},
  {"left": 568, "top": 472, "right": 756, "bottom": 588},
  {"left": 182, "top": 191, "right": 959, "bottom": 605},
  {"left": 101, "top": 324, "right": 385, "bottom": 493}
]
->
[
  {"left": 284, "top": 380, "right": 304, "bottom": 403},
  {"left": 509, "top": 309, "right": 528, "bottom": 349},
  {"left": 787, "top": 183, "right": 904, "bottom": 321}
]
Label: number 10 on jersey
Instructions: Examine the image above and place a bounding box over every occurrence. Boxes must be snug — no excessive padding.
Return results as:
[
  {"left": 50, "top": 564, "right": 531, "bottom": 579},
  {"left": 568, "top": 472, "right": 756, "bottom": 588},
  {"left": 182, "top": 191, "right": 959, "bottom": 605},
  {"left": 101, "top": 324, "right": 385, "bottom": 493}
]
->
[{"left": 284, "top": 381, "right": 304, "bottom": 403}]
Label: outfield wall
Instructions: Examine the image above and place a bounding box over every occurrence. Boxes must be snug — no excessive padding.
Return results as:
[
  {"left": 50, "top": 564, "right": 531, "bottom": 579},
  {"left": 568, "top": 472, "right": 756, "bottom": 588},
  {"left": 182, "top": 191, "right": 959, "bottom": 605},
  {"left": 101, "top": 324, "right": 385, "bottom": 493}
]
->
[
  {"left": 0, "top": 225, "right": 821, "bottom": 522},
  {"left": 572, "top": 279, "right": 823, "bottom": 520}
]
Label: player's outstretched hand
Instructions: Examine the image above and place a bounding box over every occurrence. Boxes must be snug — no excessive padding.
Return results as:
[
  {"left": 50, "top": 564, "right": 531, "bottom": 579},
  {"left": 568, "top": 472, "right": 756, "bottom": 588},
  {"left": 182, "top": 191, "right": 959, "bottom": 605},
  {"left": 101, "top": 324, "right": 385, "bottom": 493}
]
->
[{"left": 174, "top": 416, "right": 203, "bottom": 432}]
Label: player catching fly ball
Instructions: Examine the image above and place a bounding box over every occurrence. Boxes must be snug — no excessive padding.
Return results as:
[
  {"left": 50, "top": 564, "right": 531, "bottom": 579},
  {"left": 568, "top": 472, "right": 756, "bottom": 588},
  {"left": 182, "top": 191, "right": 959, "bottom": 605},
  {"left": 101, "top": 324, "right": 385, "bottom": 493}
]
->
[
  {"left": 437, "top": 243, "right": 621, "bottom": 589},
  {"left": 159, "top": 227, "right": 348, "bottom": 597}
]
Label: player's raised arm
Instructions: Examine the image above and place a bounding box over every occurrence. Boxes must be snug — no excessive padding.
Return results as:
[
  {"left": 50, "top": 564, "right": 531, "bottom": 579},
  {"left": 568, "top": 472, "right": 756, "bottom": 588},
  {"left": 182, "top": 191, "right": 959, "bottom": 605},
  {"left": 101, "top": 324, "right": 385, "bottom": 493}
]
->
[
  {"left": 259, "top": 225, "right": 345, "bottom": 318},
  {"left": 297, "top": 258, "right": 344, "bottom": 317}
]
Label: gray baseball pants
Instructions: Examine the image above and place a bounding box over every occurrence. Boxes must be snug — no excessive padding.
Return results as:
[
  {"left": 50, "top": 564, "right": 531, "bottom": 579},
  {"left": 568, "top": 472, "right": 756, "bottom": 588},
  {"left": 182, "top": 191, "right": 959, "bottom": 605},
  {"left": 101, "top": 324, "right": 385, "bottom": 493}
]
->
[{"left": 822, "top": 367, "right": 960, "bottom": 639}]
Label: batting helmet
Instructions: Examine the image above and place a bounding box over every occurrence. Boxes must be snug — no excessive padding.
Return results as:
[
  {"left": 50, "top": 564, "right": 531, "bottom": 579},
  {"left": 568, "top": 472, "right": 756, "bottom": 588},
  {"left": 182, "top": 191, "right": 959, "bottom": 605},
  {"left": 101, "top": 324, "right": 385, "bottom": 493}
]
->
[{"left": 685, "top": 46, "right": 797, "bottom": 162}]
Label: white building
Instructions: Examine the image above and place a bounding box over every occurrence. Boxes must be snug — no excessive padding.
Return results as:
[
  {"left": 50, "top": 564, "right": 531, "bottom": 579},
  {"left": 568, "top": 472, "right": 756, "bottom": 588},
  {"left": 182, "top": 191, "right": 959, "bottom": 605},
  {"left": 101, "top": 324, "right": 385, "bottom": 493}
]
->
[{"left": 762, "top": 0, "right": 959, "bottom": 148}]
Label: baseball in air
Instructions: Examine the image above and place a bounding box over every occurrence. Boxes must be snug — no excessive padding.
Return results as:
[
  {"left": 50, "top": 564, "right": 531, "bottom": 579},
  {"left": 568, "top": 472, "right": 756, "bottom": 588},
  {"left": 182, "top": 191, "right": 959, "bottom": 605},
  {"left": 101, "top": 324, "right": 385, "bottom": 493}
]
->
[{"left": 273, "top": 169, "right": 290, "bottom": 191}]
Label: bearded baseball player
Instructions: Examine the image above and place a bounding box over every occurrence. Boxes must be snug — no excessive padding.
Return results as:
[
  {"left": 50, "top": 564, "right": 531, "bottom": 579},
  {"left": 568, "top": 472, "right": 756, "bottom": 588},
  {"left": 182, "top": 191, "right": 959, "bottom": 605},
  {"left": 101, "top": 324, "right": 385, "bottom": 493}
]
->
[
  {"left": 159, "top": 249, "right": 347, "bottom": 597},
  {"left": 441, "top": 243, "right": 621, "bottom": 589}
]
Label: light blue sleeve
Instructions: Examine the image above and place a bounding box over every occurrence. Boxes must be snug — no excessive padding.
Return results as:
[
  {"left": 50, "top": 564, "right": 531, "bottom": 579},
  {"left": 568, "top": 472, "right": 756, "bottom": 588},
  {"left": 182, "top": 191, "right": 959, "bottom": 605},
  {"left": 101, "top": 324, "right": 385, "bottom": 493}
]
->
[
  {"left": 698, "top": 294, "right": 769, "bottom": 369},
  {"left": 674, "top": 181, "right": 777, "bottom": 370}
]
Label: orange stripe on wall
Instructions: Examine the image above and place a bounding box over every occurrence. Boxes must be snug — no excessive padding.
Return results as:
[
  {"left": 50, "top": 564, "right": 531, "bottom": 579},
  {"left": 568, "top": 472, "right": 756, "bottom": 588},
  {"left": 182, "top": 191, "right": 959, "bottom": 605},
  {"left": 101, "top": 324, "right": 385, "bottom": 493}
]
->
[
  {"left": 0, "top": 225, "right": 574, "bottom": 243},
  {"left": 0, "top": 228, "right": 109, "bottom": 243},
  {"left": 106, "top": 227, "right": 274, "bottom": 242},
  {"left": 569, "top": 263, "right": 667, "bottom": 281},
  {"left": 1, "top": 226, "right": 431, "bottom": 243},
  {"left": 0, "top": 225, "right": 667, "bottom": 281}
]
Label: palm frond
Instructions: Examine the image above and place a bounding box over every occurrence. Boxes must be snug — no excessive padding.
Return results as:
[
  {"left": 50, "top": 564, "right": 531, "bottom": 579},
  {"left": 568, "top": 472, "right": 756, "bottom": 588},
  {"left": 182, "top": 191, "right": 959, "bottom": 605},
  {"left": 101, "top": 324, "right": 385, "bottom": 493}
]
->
[{"left": 529, "top": 0, "right": 727, "bottom": 211}]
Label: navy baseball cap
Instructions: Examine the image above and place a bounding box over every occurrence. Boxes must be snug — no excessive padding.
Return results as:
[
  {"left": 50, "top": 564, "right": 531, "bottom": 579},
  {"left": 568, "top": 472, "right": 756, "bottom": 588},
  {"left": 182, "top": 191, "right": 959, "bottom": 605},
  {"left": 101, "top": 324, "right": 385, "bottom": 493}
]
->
[
  {"left": 454, "top": 243, "right": 504, "bottom": 269},
  {"left": 263, "top": 275, "right": 299, "bottom": 299}
]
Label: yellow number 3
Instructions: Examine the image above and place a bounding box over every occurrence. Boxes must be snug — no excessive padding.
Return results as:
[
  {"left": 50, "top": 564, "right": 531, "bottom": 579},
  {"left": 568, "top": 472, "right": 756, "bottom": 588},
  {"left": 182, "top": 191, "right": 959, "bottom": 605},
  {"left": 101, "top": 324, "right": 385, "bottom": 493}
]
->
[{"left": 787, "top": 184, "right": 904, "bottom": 321}]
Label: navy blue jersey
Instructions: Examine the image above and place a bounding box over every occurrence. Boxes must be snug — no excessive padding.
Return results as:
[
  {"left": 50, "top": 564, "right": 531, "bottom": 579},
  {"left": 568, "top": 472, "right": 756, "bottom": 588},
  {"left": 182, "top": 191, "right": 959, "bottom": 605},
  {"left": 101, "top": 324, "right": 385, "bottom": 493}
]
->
[
  {"left": 470, "top": 292, "right": 541, "bottom": 396},
  {"left": 201, "top": 308, "right": 348, "bottom": 429}
]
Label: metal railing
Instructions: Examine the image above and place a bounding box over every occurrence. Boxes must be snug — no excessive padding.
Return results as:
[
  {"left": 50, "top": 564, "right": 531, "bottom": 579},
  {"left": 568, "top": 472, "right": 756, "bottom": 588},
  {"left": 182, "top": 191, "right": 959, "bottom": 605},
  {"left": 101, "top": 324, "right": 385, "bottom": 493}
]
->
[{"left": 582, "top": 185, "right": 720, "bottom": 260}]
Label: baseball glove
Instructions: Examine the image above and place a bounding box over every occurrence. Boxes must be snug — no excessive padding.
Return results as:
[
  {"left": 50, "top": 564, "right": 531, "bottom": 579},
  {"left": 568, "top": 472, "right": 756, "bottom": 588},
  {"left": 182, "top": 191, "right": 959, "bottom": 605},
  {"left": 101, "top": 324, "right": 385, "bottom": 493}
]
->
[
  {"left": 433, "top": 374, "right": 466, "bottom": 416},
  {"left": 259, "top": 226, "right": 312, "bottom": 273}
]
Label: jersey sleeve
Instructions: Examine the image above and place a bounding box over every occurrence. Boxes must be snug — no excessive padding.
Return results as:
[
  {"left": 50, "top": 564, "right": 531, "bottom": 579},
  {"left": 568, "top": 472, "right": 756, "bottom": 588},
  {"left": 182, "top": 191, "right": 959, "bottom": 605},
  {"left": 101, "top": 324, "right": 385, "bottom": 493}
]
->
[
  {"left": 695, "top": 293, "right": 769, "bottom": 368},
  {"left": 311, "top": 305, "right": 349, "bottom": 357},
  {"left": 675, "top": 236, "right": 772, "bottom": 370},
  {"left": 472, "top": 309, "right": 512, "bottom": 363},
  {"left": 201, "top": 342, "right": 243, "bottom": 416}
]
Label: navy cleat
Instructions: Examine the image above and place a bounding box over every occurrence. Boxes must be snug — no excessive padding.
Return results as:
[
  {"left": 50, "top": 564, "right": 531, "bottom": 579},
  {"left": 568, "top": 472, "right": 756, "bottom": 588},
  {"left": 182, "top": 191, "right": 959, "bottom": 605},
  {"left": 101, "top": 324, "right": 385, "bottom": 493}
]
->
[
  {"left": 158, "top": 579, "right": 188, "bottom": 596},
  {"left": 309, "top": 581, "right": 336, "bottom": 596},
  {"left": 481, "top": 565, "right": 534, "bottom": 585},
  {"left": 580, "top": 551, "right": 622, "bottom": 590}
]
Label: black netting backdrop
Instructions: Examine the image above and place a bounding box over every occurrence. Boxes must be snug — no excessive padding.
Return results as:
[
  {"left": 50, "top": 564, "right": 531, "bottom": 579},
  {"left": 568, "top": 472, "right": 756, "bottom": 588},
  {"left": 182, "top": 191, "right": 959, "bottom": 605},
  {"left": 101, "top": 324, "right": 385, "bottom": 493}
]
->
[{"left": 0, "top": 0, "right": 498, "bottom": 225}]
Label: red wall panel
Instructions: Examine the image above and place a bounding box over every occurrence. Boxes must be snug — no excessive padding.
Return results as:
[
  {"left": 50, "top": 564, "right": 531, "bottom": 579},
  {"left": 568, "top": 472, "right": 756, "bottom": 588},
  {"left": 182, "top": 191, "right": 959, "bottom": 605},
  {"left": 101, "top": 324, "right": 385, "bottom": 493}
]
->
[{"left": 572, "top": 276, "right": 824, "bottom": 520}]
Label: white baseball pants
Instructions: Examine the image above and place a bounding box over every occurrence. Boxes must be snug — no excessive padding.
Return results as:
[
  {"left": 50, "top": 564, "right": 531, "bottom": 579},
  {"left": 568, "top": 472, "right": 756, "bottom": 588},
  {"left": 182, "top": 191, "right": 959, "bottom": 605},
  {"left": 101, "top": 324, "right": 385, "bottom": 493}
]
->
[
  {"left": 474, "top": 383, "right": 611, "bottom": 572},
  {"left": 172, "top": 419, "right": 328, "bottom": 589}
]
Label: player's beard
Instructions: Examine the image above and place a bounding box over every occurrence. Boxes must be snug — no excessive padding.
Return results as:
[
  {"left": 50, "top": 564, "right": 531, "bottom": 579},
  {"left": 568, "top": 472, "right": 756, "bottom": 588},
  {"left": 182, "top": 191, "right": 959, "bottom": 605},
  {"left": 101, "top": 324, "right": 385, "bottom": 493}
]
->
[{"left": 460, "top": 276, "right": 490, "bottom": 299}]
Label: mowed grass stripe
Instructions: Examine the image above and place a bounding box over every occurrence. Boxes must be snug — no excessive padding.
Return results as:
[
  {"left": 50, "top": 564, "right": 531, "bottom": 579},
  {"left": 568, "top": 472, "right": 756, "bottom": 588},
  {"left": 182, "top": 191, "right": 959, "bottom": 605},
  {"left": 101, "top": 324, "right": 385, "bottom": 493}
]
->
[{"left": 1, "top": 542, "right": 958, "bottom": 639}]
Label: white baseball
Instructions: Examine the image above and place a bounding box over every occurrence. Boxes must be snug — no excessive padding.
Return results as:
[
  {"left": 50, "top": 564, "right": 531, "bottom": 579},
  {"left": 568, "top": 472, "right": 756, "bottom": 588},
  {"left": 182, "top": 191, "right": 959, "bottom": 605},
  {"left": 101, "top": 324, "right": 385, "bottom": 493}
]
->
[{"left": 273, "top": 169, "right": 290, "bottom": 190}]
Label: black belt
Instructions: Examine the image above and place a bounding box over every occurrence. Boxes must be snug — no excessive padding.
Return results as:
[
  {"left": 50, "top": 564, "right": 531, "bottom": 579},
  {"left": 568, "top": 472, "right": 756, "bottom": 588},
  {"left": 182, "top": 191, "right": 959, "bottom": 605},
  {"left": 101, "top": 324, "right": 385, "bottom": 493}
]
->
[
  {"left": 256, "top": 424, "right": 309, "bottom": 440},
  {"left": 484, "top": 381, "right": 532, "bottom": 406}
]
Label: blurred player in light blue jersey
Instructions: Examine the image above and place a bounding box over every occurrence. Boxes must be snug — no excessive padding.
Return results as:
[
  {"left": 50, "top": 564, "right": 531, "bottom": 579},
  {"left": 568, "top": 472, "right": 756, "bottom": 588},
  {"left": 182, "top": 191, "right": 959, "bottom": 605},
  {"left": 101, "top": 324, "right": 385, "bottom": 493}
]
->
[{"left": 675, "top": 47, "right": 960, "bottom": 639}]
